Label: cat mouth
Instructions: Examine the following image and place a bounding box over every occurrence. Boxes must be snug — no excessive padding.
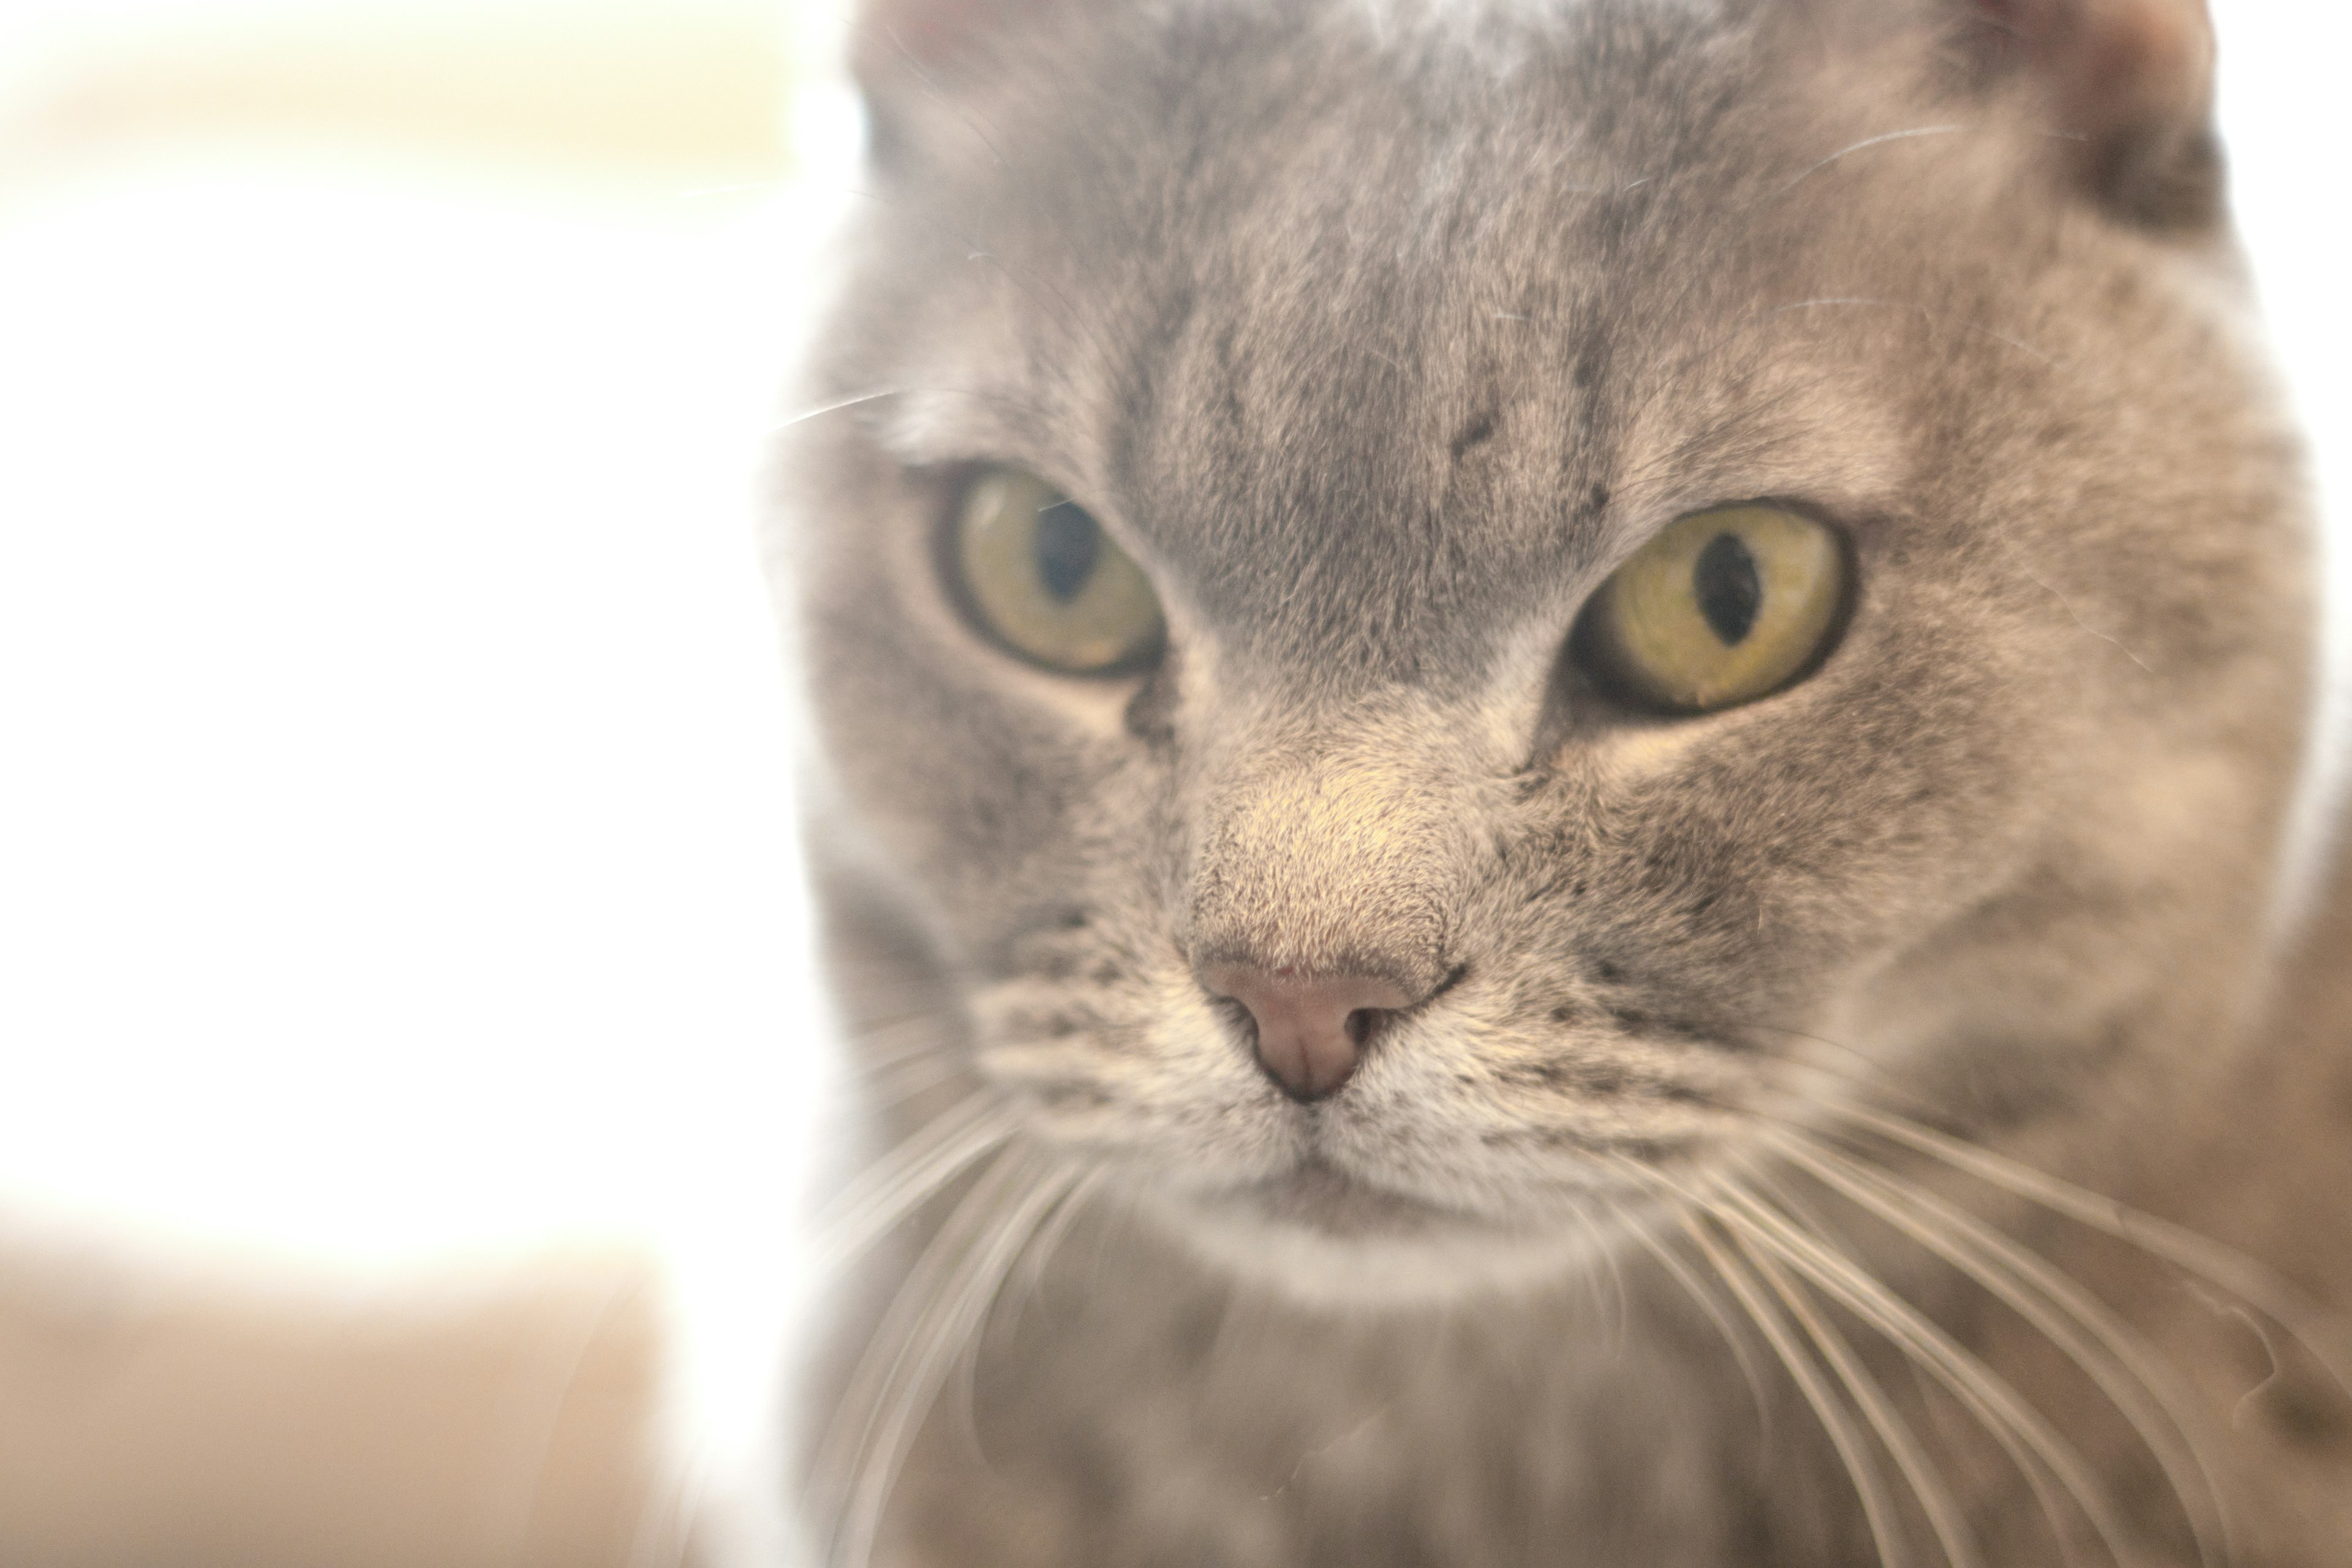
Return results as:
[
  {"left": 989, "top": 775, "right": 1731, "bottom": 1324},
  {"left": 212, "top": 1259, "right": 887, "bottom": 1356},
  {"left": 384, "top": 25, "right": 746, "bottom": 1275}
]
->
[
  {"left": 1165, "top": 1155, "right": 1641, "bottom": 1302},
  {"left": 1225, "top": 1158, "right": 1484, "bottom": 1240},
  {"left": 1191, "top": 1137, "right": 1674, "bottom": 1249}
]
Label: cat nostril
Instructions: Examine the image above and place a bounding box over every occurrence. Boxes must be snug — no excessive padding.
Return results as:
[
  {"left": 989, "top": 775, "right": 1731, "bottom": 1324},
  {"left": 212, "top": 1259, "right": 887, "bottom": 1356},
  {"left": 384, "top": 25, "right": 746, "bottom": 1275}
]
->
[{"left": 1197, "top": 962, "right": 1415, "bottom": 1102}]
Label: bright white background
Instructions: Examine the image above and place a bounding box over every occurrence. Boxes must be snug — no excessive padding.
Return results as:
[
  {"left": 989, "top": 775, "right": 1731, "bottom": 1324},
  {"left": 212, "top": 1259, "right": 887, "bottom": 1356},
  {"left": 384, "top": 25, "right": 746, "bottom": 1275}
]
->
[
  {"left": 0, "top": 1, "right": 859, "bottom": 1545},
  {"left": 0, "top": 0, "right": 2344, "bottom": 1553}
]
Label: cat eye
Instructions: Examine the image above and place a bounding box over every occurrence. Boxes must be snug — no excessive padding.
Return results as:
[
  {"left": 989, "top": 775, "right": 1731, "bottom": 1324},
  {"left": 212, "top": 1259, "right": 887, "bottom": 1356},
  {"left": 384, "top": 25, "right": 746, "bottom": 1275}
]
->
[
  {"left": 1574, "top": 504, "right": 1850, "bottom": 714},
  {"left": 948, "top": 466, "right": 1166, "bottom": 675}
]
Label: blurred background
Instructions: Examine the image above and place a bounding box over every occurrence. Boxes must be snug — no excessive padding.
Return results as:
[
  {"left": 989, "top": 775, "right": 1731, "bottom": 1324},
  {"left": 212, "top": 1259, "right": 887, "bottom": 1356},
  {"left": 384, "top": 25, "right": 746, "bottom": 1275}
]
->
[
  {"left": 0, "top": 2, "right": 851, "bottom": 1563},
  {"left": 0, "top": 4, "right": 2343, "bottom": 1567}
]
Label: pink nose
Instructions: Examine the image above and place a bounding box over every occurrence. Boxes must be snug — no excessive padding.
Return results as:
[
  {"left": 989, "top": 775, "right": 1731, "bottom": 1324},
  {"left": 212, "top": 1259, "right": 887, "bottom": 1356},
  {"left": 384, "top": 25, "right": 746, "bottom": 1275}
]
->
[{"left": 1197, "top": 963, "right": 1414, "bottom": 1101}]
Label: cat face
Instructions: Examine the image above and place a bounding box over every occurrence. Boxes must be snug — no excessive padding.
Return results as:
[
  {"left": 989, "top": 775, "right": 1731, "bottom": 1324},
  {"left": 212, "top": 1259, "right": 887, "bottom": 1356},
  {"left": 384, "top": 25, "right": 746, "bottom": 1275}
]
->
[{"left": 783, "top": 0, "right": 2309, "bottom": 1297}]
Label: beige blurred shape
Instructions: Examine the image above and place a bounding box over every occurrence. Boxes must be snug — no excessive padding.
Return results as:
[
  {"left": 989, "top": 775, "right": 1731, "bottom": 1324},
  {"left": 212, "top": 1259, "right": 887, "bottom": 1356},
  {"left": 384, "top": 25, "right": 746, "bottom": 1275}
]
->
[
  {"left": 14, "top": 1, "right": 793, "bottom": 183},
  {"left": 0, "top": 1246, "right": 687, "bottom": 1568}
]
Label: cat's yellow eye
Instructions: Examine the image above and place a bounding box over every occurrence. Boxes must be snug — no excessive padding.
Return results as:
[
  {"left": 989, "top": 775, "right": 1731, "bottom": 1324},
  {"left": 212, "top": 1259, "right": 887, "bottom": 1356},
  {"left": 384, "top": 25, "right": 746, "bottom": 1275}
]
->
[
  {"left": 1577, "top": 504, "right": 1849, "bottom": 714},
  {"left": 951, "top": 466, "right": 1165, "bottom": 674}
]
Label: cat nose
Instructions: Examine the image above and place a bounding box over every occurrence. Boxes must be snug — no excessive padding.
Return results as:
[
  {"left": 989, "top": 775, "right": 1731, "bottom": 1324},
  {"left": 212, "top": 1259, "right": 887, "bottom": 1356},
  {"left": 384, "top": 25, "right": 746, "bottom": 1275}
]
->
[{"left": 1196, "top": 963, "right": 1414, "bottom": 1101}]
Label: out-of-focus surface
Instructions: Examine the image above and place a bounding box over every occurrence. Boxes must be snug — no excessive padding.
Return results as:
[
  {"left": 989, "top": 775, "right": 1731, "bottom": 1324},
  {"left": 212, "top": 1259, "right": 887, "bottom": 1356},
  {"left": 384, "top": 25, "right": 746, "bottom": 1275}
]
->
[
  {"left": 0, "top": 1241, "right": 671, "bottom": 1567},
  {"left": 0, "top": 1, "right": 852, "bottom": 1563},
  {"left": 0, "top": 4, "right": 2343, "bottom": 1567}
]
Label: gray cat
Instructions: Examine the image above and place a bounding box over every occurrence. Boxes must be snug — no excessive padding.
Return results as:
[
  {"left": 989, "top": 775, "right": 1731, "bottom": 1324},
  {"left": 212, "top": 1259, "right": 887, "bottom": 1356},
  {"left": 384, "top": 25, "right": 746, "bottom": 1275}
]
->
[{"left": 772, "top": 0, "right": 2352, "bottom": 1562}]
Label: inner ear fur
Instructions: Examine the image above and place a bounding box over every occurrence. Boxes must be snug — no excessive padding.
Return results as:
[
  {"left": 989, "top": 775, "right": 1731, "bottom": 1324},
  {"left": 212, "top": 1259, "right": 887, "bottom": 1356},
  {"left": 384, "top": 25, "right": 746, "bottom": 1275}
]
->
[{"left": 1956, "top": 0, "right": 2221, "bottom": 228}]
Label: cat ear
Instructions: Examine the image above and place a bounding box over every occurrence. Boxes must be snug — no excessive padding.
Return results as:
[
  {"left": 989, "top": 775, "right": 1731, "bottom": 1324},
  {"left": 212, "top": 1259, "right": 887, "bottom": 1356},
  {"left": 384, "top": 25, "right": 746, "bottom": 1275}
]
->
[
  {"left": 848, "top": 0, "right": 1052, "bottom": 170},
  {"left": 853, "top": 0, "right": 1036, "bottom": 75},
  {"left": 1956, "top": 0, "right": 2220, "bottom": 226}
]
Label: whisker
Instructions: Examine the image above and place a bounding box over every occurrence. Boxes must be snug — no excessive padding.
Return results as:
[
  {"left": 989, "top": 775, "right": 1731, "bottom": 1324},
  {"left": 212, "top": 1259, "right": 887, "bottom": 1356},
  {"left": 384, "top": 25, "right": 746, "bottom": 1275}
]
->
[
  {"left": 1751, "top": 1039, "right": 2345, "bottom": 1420},
  {"left": 1569, "top": 1197, "right": 1629, "bottom": 1351},
  {"left": 1777, "top": 1131, "right": 2233, "bottom": 1568},
  {"left": 810, "top": 1095, "right": 1019, "bottom": 1275},
  {"left": 840, "top": 1004, "right": 959, "bottom": 1049},
  {"left": 1776, "top": 124, "right": 1973, "bottom": 193},
  {"left": 1739, "top": 1175, "right": 1992, "bottom": 1568},
  {"left": 771, "top": 388, "right": 914, "bottom": 432},
  {"left": 769, "top": 380, "right": 1065, "bottom": 438},
  {"left": 1670, "top": 1187, "right": 1913, "bottom": 1568},
  {"left": 997, "top": 1166, "right": 1108, "bottom": 1340},
  {"left": 864, "top": 1052, "right": 975, "bottom": 1111},
  {"left": 843, "top": 1163, "right": 1074, "bottom": 1568},
  {"left": 818, "top": 1147, "right": 1080, "bottom": 1568},
  {"left": 847, "top": 1028, "right": 957, "bottom": 1085},
  {"left": 1743, "top": 1212, "right": 1986, "bottom": 1568},
  {"left": 1619, "top": 1211, "right": 1778, "bottom": 1435},
  {"left": 805, "top": 1146, "right": 1027, "bottom": 1558},
  {"left": 1708, "top": 1177, "right": 2141, "bottom": 1568},
  {"left": 948, "top": 1164, "right": 1105, "bottom": 1455},
  {"left": 1836, "top": 1104, "right": 2352, "bottom": 1401},
  {"left": 1730, "top": 1162, "right": 1994, "bottom": 1568}
]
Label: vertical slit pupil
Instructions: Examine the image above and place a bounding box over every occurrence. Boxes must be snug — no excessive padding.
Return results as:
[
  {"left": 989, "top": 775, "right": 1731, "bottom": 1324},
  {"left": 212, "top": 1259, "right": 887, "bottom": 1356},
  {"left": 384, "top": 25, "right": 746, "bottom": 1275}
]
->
[
  {"left": 1694, "top": 532, "right": 1763, "bottom": 645},
  {"left": 1034, "top": 502, "right": 1102, "bottom": 602}
]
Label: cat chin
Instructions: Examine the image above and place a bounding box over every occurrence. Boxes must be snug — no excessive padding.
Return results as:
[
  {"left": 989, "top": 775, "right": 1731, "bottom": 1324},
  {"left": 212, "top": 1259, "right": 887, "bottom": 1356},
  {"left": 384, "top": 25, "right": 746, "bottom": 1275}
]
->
[{"left": 1140, "top": 1164, "right": 1620, "bottom": 1310}]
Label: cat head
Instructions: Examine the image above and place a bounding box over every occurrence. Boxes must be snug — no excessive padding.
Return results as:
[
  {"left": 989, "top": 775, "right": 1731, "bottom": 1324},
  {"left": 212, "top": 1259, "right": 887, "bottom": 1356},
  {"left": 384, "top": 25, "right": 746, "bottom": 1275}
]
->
[{"left": 782, "top": 0, "right": 2309, "bottom": 1301}]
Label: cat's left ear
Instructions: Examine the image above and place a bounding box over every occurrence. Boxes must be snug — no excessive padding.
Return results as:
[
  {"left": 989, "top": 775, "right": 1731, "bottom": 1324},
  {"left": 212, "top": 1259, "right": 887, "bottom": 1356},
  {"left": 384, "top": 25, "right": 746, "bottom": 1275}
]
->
[{"left": 1952, "top": 0, "right": 2219, "bottom": 227}]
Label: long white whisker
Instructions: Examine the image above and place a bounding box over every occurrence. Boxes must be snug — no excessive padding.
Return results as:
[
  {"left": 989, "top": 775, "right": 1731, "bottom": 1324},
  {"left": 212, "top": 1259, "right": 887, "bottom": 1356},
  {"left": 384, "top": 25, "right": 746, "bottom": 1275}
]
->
[
  {"left": 806, "top": 1145, "right": 1027, "bottom": 1558},
  {"left": 1676, "top": 1191, "right": 1912, "bottom": 1568},
  {"left": 1837, "top": 1104, "right": 2352, "bottom": 1401},
  {"left": 771, "top": 388, "right": 912, "bottom": 432},
  {"left": 811, "top": 1096, "right": 1019, "bottom": 1277},
  {"left": 1779, "top": 1131, "right": 2234, "bottom": 1568},
  {"left": 1738, "top": 1177, "right": 1991, "bottom": 1568},
  {"left": 1000, "top": 1166, "right": 1108, "bottom": 1337},
  {"left": 1621, "top": 1212, "right": 1777, "bottom": 1436},
  {"left": 951, "top": 1166, "right": 1107, "bottom": 1448},
  {"left": 1741, "top": 1211, "right": 1986, "bottom": 1568},
  {"left": 823, "top": 1148, "right": 1079, "bottom": 1568},
  {"left": 1716, "top": 1192, "right": 2092, "bottom": 1566},
  {"left": 1708, "top": 1177, "right": 2142, "bottom": 1568},
  {"left": 1569, "top": 1197, "right": 1629, "bottom": 1350},
  {"left": 1777, "top": 124, "right": 1972, "bottom": 192},
  {"left": 843, "top": 1011, "right": 962, "bottom": 1074},
  {"left": 865, "top": 1052, "right": 976, "bottom": 1110}
]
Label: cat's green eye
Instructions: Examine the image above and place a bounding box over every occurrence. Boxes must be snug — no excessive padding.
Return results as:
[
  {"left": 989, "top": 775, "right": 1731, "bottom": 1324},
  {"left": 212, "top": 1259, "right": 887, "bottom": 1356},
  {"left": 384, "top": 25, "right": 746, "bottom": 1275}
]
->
[
  {"left": 1576, "top": 504, "right": 1849, "bottom": 714},
  {"left": 950, "top": 466, "right": 1166, "bottom": 674}
]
